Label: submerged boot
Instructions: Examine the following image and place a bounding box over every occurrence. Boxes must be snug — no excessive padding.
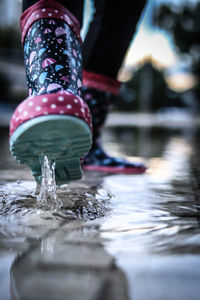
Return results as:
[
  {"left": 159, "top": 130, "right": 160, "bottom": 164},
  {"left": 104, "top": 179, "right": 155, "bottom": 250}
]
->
[
  {"left": 82, "top": 70, "right": 146, "bottom": 174},
  {"left": 9, "top": 0, "right": 92, "bottom": 185}
]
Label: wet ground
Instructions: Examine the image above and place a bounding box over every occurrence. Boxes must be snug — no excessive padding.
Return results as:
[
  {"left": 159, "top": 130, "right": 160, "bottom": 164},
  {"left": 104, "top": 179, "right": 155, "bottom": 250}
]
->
[{"left": 0, "top": 113, "right": 200, "bottom": 300}]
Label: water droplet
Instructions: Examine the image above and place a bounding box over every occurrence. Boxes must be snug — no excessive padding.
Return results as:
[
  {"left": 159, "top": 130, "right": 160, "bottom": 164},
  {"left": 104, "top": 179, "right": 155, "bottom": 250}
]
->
[{"left": 37, "top": 155, "right": 63, "bottom": 210}]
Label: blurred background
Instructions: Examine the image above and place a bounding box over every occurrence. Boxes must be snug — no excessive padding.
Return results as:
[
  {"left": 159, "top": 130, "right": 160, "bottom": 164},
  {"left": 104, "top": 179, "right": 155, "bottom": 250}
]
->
[{"left": 0, "top": 0, "right": 199, "bottom": 118}]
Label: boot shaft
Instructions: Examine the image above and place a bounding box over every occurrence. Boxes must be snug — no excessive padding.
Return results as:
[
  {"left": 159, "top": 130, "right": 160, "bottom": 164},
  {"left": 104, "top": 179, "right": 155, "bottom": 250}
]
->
[
  {"left": 82, "top": 70, "right": 121, "bottom": 142},
  {"left": 81, "top": 86, "right": 115, "bottom": 142},
  {"left": 24, "top": 18, "right": 82, "bottom": 97},
  {"left": 21, "top": 0, "right": 82, "bottom": 97}
]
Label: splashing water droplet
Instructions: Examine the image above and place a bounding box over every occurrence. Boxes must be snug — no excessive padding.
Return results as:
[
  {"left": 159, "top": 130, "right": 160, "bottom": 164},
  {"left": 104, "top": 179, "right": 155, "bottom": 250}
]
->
[{"left": 37, "top": 155, "right": 63, "bottom": 210}]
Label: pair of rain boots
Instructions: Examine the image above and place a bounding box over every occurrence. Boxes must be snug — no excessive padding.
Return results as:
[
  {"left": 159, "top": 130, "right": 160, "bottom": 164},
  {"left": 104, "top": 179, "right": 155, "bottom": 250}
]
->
[{"left": 9, "top": 0, "right": 146, "bottom": 185}]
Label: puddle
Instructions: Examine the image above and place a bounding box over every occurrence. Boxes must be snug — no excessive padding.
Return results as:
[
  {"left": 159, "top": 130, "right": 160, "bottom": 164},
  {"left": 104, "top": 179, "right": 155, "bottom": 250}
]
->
[
  {"left": 101, "top": 135, "right": 200, "bottom": 256},
  {"left": 0, "top": 179, "right": 111, "bottom": 236},
  {"left": 0, "top": 125, "right": 200, "bottom": 300},
  {"left": 98, "top": 129, "right": 200, "bottom": 300}
]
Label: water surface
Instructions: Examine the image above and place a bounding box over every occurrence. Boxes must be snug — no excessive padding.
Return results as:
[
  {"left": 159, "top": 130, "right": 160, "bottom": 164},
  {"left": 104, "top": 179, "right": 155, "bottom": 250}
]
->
[{"left": 0, "top": 124, "right": 200, "bottom": 300}]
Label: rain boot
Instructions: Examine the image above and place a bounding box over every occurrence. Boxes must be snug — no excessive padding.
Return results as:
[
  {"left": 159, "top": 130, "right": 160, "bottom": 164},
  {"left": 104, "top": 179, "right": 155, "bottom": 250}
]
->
[
  {"left": 9, "top": 0, "right": 92, "bottom": 185},
  {"left": 82, "top": 70, "right": 146, "bottom": 174}
]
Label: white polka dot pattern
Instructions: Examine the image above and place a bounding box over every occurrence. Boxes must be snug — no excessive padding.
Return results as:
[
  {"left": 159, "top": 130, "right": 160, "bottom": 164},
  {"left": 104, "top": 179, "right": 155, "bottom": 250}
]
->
[
  {"left": 21, "top": 7, "right": 81, "bottom": 44},
  {"left": 10, "top": 91, "right": 92, "bottom": 137}
]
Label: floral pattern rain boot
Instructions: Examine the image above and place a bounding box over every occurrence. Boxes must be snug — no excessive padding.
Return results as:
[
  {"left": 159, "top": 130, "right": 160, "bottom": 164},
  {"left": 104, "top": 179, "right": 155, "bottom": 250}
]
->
[
  {"left": 9, "top": 0, "right": 92, "bottom": 185},
  {"left": 82, "top": 70, "right": 146, "bottom": 174}
]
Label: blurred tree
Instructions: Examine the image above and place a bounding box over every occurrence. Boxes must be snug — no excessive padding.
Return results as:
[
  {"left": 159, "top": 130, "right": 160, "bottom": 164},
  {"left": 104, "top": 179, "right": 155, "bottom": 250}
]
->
[
  {"left": 116, "top": 61, "right": 183, "bottom": 112},
  {"left": 153, "top": 1, "right": 200, "bottom": 105}
]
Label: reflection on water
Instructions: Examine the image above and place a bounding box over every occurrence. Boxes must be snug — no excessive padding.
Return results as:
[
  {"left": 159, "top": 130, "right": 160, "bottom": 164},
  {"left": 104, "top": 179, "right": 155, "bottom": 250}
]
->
[
  {"left": 9, "top": 225, "right": 129, "bottom": 300},
  {"left": 0, "top": 124, "right": 200, "bottom": 300},
  {"left": 101, "top": 129, "right": 200, "bottom": 255},
  {"left": 100, "top": 127, "right": 200, "bottom": 300}
]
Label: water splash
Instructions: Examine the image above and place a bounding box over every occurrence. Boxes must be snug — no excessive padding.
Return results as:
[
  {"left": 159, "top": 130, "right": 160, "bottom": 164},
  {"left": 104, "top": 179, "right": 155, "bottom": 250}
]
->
[{"left": 37, "top": 155, "right": 63, "bottom": 210}]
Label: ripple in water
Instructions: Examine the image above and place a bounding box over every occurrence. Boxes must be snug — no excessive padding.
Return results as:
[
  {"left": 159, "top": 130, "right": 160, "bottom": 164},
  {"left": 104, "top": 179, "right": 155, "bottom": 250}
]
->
[{"left": 0, "top": 157, "right": 111, "bottom": 236}]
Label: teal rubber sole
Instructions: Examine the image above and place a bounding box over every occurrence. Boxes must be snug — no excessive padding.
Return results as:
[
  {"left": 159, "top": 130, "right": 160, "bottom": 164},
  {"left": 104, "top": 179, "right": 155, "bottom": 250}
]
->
[{"left": 10, "top": 115, "right": 92, "bottom": 185}]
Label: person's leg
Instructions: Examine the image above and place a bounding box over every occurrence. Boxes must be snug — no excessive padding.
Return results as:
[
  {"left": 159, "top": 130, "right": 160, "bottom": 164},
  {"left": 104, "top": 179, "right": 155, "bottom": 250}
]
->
[
  {"left": 82, "top": 0, "right": 147, "bottom": 79},
  {"left": 82, "top": 0, "right": 147, "bottom": 174},
  {"left": 10, "top": 0, "right": 92, "bottom": 184}
]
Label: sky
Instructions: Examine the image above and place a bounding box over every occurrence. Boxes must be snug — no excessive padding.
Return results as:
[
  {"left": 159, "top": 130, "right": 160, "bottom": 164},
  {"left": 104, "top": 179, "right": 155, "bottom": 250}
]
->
[
  {"left": 125, "top": 0, "right": 177, "bottom": 68},
  {"left": 125, "top": 0, "right": 196, "bottom": 69},
  {"left": 122, "top": 0, "right": 197, "bottom": 91},
  {"left": 81, "top": 0, "right": 197, "bottom": 91}
]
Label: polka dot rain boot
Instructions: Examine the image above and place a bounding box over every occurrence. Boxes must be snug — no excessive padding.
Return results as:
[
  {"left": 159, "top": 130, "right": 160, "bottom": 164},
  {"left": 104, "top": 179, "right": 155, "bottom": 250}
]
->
[
  {"left": 9, "top": 0, "right": 92, "bottom": 185},
  {"left": 82, "top": 70, "right": 146, "bottom": 174}
]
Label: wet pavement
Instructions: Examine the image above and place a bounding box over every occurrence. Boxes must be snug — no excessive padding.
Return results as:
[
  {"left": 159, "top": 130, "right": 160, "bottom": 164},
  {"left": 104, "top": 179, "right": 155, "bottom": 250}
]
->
[{"left": 0, "top": 114, "right": 200, "bottom": 300}]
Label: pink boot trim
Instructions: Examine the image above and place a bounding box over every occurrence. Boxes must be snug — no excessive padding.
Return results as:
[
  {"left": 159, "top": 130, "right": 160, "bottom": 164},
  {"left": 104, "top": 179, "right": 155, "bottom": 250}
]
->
[
  {"left": 82, "top": 70, "right": 121, "bottom": 96},
  {"left": 83, "top": 164, "right": 147, "bottom": 174},
  {"left": 10, "top": 91, "right": 92, "bottom": 137},
  {"left": 20, "top": 0, "right": 81, "bottom": 44}
]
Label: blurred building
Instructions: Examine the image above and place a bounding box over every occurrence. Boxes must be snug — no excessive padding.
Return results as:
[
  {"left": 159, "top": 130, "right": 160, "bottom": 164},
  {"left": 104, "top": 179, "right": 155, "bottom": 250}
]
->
[{"left": 0, "top": 0, "right": 21, "bottom": 28}]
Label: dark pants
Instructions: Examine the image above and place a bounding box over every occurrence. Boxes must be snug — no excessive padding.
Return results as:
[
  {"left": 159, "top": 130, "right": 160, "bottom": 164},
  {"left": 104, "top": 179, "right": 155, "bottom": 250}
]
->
[{"left": 23, "top": 0, "right": 147, "bottom": 79}]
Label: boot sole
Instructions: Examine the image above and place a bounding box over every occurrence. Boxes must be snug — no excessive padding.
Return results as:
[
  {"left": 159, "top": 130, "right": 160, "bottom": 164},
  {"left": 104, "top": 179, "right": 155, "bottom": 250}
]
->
[{"left": 10, "top": 115, "right": 92, "bottom": 185}]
